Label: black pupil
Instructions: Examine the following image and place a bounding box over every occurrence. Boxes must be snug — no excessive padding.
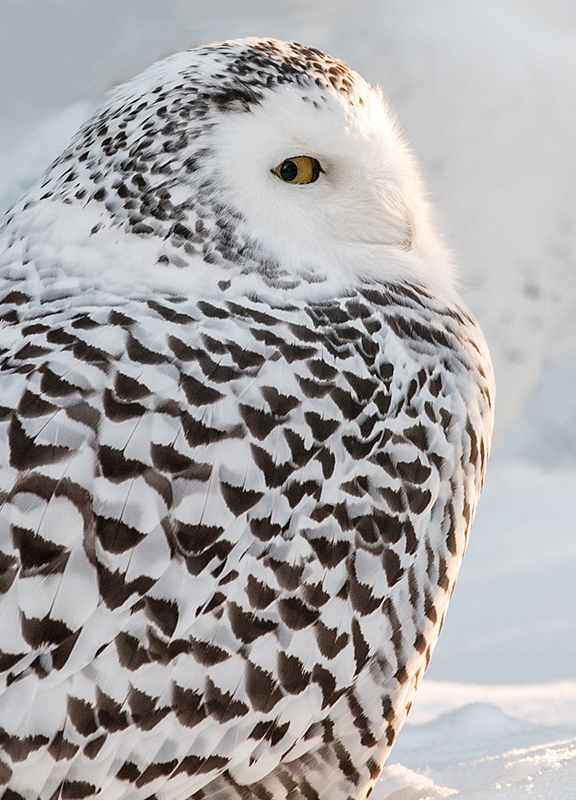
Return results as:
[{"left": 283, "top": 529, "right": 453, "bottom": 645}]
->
[{"left": 280, "top": 160, "right": 299, "bottom": 182}]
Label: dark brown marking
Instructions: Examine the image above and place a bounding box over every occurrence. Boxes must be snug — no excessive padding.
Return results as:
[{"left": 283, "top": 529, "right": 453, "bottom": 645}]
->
[
  {"left": 278, "top": 597, "right": 319, "bottom": 630},
  {"left": 296, "top": 376, "right": 332, "bottom": 398},
  {"left": 98, "top": 445, "right": 147, "bottom": 481},
  {"left": 127, "top": 687, "right": 170, "bottom": 731},
  {"left": 205, "top": 678, "right": 249, "bottom": 722},
  {"left": 246, "top": 575, "right": 277, "bottom": 609},
  {"left": 151, "top": 443, "right": 210, "bottom": 477},
  {"left": 245, "top": 662, "right": 283, "bottom": 712},
  {"left": 249, "top": 720, "right": 290, "bottom": 747},
  {"left": 96, "top": 688, "right": 129, "bottom": 732},
  {"left": 136, "top": 760, "right": 179, "bottom": 788},
  {"left": 95, "top": 516, "right": 146, "bottom": 554},
  {"left": 12, "top": 526, "right": 67, "bottom": 573},
  {"left": 342, "top": 432, "right": 380, "bottom": 459},
  {"left": 67, "top": 697, "right": 98, "bottom": 737},
  {"left": 404, "top": 423, "right": 429, "bottom": 451},
  {"left": 306, "top": 535, "right": 349, "bottom": 568},
  {"left": 228, "top": 602, "right": 277, "bottom": 643},
  {"left": 251, "top": 444, "right": 294, "bottom": 488},
  {"left": 145, "top": 596, "right": 179, "bottom": 637},
  {"left": 96, "top": 563, "right": 154, "bottom": 610},
  {"left": 239, "top": 403, "right": 278, "bottom": 439},
  {"left": 249, "top": 516, "right": 283, "bottom": 541},
  {"left": 315, "top": 621, "right": 349, "bottom": 659},
  {"left": 190, "top": 638, "right": 230, "bottom": 666},
  {"left": 172, "top": 684, "right": 206, "bottom": 728},
  {"left": 383, "top": 548, "right": 404, "bottom": 586},
  {"left": 48, "top": 731, "right": 80, "bottom": 762},
  {"left": 348, "top": 572, "right": 382, "bottom": 615},
  {"left": 17, "top": 390, "right": 57, "bottom": 418},
  {"left": 60, "top": 781, "right": 98, "bottom": 799},
  {"left": 181, "top": 374, "right": 225, "bottom": 406},
  {"left": 9, "top": 416, "right": 71, "bottom": 470},
  {"left": 83, "top": 735, "right": 106, "bottom": 760},
  {"left": 21, "top": 614, "right": 73, "bottom": 648},
  {"left": 175, "top": 523, "right": 224, "bottom": 554},
  {"left": 260, "top": 385, "right": 300, "bottom": 416},
  {"left": 220, "top": 481, "right": 264, "bottom": 516},
  {"left": 304, "top": 411, "right": 339, "bottom": 441},
  {"left": 103, "top": 388, "right": 146, "bottom": 421},
  {"left": 302, "top": 582, "right": 330, "bottom": 607},
  {"left": 307, "top": 360, "right": 338, "bottom": 380},
  {"left": 277, "top": 651, "right": 310, "bottom": 693}
]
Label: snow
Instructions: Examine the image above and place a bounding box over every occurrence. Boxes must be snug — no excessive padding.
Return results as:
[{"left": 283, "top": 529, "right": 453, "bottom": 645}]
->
[
  {"left": 382, "top": 685, "right": 576, "bottom": 798},
  {"left": 425, "top": 459, "right": 576, "bottom": 685},
  {"left": 1, "top": 2, "right": 575, "bottom": 797}
]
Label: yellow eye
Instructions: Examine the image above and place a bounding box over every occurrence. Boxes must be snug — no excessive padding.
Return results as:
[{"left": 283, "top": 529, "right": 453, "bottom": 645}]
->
[{"left": 272, "top": 156, "right": 322, "bottom": 185}]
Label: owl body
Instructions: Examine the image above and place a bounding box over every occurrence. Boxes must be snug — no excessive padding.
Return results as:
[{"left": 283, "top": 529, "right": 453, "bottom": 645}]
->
[{"left": 0, "top": 39, "right": 493, "bottom": 800}]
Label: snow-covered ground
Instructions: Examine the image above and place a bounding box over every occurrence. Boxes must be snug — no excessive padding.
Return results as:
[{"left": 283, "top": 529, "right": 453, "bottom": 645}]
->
[
  {"left": 1, "top": 2, "right": 575, "bottom": 797},
  {"left": 384, "top": 682, "right": 576, "bottom": 798}
]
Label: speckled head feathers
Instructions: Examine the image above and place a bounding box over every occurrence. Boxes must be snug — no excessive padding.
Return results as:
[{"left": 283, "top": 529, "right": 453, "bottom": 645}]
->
[{"left": 2, "top": 38, "right": 451, "bottom": 302}]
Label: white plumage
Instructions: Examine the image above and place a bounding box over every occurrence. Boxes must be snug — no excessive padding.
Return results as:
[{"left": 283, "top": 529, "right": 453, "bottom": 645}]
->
[{"left": 0, "top": 38, "right": 493, "bottom": 800}]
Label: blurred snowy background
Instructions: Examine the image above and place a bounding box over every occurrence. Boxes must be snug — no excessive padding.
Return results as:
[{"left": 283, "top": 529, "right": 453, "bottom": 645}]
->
[{"left": 1, "top": 0, "right": 575, "bottom": 796}]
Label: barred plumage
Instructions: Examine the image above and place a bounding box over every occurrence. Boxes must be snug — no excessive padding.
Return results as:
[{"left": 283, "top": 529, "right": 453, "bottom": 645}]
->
[{"left": 0, "top": 38, "right": 493, "bottom": 800}]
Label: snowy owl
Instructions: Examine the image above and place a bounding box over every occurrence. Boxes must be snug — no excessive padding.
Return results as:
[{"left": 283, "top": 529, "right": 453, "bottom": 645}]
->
[{"left": 0, "top": 39, "right": 493, "bottom": 800}]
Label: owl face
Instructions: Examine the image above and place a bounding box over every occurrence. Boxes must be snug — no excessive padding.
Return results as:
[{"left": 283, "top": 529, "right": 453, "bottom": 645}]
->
[{"left": 211, "top": 79, "right": 418, "bottom": 258}]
